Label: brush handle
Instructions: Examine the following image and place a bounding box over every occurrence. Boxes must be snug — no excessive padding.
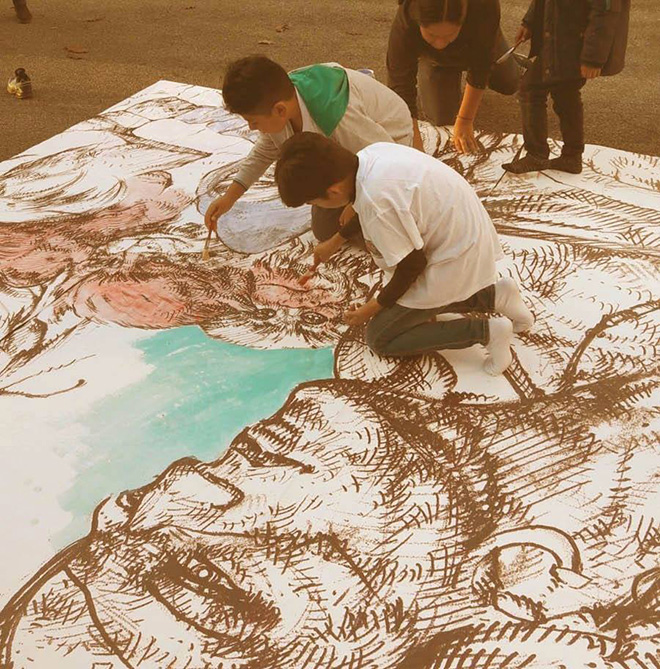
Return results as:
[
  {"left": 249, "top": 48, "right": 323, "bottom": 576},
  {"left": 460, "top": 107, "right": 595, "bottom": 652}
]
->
[{"left": 203, "top": 227, "right": 213, "bottom": 250}]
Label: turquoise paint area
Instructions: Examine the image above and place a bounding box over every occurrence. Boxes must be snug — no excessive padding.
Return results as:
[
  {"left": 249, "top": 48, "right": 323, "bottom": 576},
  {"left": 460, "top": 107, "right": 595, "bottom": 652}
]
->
[{"left": 58, "top": 326, "right": 334, "bottom": 545}]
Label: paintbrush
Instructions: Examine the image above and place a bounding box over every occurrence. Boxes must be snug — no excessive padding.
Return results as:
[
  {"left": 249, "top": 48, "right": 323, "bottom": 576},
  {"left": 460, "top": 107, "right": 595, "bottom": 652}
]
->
[
  {"left": 495, "top": 39, "right": 524, "bottom": 65},
  {"left": 298, "top": 258, "right": 320, "bottom": 286},
  {"left": 487, "top": 142, "right": 525, "bottom": 197},
  {"left": 201, "top": 228, "right": 213, "bottom": 262}
]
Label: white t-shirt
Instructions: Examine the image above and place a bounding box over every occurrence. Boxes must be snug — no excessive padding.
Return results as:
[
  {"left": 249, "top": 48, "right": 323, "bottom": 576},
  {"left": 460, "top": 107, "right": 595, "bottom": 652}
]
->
[
  {"left": 234, "top": 66, "right": 413, "bottom": 190},
  {"left": 354, "top": 142, "right": 503, "bottom": 310}
]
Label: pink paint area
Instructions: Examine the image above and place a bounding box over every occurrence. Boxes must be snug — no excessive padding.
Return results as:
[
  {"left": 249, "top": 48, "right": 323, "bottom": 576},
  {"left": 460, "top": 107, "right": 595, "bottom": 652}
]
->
[
  {"left": 0, "top": 232, "right": 85, "bottom": 286},
  {"left": 74, "top": 278, "right": 188, "bottom": 329}
]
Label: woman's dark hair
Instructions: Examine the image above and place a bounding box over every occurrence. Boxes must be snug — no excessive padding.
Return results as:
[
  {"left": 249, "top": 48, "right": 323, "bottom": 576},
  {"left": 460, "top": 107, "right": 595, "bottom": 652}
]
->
[
  {"left": 409, "top": 0, "right": 467, "bottom": 26},
  {"left": 275, "top": 132, "right": 358, "bottom": 207},
  {"left": 222, "top": 55, "right": 295, "bottom": 115}
]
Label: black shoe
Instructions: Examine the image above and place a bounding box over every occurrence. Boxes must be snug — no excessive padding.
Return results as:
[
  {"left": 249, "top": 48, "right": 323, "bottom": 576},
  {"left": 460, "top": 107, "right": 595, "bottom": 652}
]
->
[
  {"left": 13, "top": 0, "right": 32, "bottom": 22},
  {"left": 502, "top": 154, "right": 550, "bottom": 174},
  {"left": 548, "top": 155, "right": 582, "bottom": 174},
  {"left": 7, "top": 68, "right": 32, "bottom": 98}
]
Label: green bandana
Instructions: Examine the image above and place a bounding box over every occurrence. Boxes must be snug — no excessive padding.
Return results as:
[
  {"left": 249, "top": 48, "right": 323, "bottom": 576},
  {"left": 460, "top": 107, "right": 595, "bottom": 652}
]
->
[{"left": 289, "top": 64, "right": 350, "bottom": 137}]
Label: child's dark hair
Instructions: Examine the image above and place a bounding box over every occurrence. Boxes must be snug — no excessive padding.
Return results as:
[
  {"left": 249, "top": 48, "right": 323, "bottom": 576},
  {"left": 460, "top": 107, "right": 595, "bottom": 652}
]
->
[
  {"left": 409, "top": 0, "right": 466, "bottom": 26},
  {"left": 275, "top": 133, "right": 358, "bottom": 208},
  {"left": 222, "top": 55, "right": 295, "bottom": 115}
]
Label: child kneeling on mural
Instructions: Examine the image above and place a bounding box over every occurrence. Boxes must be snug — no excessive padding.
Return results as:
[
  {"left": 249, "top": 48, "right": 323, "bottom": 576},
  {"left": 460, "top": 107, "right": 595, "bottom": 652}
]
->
[
  {"left": 275, "top": 133, "right": 534, "bottom": 375},
  {"left": 205, "top": 55, "right": 416, "bottom": 242}
]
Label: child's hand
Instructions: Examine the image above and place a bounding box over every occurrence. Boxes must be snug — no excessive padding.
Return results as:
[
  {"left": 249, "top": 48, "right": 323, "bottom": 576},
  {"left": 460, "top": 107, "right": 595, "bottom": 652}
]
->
[
  {"left": 453, "top": 118, "right": 479, "bottom": 154},
  {"left": 516, "top": 24, "right": 532, "bottom": 43},
  {"left": 343, "top": 300, "right": 382, "bottom": 326},
  {"left": 580, "top": 64, "right": 602, "bottom": 80},
  {"left": 339, "top": 203, "right": 356, "bottom": 227},
  {"left": 313, "top": 233, "right": 345, "bottom": 265},
  {"left": 205, "top": 196, "right": 234, "bottom": 233}
]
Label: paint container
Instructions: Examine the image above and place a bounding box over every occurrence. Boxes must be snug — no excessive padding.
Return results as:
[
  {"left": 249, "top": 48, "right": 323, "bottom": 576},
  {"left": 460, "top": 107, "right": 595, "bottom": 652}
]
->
[{"left": 7, "top": 68, "right": 32, "bottom": 98}]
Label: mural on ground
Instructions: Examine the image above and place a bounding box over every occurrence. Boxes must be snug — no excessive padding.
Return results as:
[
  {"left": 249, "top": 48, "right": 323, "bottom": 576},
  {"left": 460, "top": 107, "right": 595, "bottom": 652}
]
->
[{"left": 0, "top": 81, "right": 659, "bottom": 669}]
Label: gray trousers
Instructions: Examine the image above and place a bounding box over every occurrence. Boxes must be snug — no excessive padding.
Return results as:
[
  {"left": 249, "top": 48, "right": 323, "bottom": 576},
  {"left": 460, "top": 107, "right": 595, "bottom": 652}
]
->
[
  {"left": 365, "top": 284, "right": 495, "bottom": 357},
  {"left": 311, "top": 206, "right": 362, "bottom": 241},
  {"left": 418, "top": 29, "right": 519, "bottom": 126}
]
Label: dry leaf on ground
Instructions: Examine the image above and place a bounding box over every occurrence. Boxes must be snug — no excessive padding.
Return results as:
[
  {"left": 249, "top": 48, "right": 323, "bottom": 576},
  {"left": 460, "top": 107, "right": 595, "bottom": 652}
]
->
[
  {"left": 258, "top": 39, "right": 274, "bottom": 45},
  {"left": 65, "top": 45, "right": 88, "bottom": 54}
]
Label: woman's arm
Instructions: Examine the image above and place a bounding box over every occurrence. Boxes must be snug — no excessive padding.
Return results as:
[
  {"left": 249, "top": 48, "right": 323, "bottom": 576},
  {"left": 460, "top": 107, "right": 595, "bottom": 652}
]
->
[
  {"left": 386, "top": 4, "right": 421, "bottom": 119},
  {"left": 453, "top": 84, "right": 484, "bottom": 153},
  {"left": 453, "top": 0, "right": 500, "bottom": 153}
]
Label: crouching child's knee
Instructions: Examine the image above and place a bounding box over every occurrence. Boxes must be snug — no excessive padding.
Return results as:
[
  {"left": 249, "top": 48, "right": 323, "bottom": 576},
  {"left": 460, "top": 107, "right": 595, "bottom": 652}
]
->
[{"left": 365, "top": 321, "right": 390, "bottom": 356}]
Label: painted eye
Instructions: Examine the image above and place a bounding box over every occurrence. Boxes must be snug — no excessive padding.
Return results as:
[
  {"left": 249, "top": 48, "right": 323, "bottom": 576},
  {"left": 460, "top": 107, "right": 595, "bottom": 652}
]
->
[
  {"left": 188, "top": 558, "right": 236, "bottom": 592},
  {"left": 300, "top": 311, "right": 328, "bottom": 326},
  {"left": 254, "top": 308, "right": 277, "bottom": 321}
]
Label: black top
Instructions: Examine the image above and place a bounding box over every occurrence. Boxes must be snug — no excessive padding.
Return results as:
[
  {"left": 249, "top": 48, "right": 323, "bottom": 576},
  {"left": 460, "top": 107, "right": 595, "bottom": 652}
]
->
[
  {"left": 387, "top": 0, "right": 501, "bottom": 117},
  {"left": 377, "top": 248, "right": 428, "bottom": 308}
]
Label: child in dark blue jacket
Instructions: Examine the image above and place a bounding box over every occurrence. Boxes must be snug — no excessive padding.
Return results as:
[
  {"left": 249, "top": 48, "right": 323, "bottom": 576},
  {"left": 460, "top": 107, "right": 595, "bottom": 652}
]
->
[{"left": 504, "top": 0, "right": 630, "bottom": 175}]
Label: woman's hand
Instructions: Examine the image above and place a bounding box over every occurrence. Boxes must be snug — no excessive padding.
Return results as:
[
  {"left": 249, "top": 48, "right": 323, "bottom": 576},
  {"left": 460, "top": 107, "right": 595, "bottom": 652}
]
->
[
  {"left": 516, "top": 24, "right": 532, "bottom": 43},
  {"left": 453, "top": 117, "right": 479, "bottom": 154},
  {"left": 580, "top": 64, "right": 602, "bottom": 80}
]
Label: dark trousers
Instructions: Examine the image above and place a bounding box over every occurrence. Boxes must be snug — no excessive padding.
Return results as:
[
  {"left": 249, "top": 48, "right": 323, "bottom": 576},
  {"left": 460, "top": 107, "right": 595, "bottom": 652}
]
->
[
  {"left": 365, "top": 285, "right": 495, "bottom": 357},
  {"left": 311, "top": 206, "right": 342, "bottom": 241},
  {"left": 311, "top": 206, "right": 363, "bottom": 242},
  {"left": 519, "top": 57, "right": 586, "bottom": 159},
  {"left": 417, "top": 29, "right": 519, "bottom": 125}
]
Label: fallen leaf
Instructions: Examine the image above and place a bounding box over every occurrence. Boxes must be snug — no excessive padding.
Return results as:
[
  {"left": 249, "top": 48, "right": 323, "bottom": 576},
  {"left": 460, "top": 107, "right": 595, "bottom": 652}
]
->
[
  {"left": 275, "top": 23, "right": 289, "bottom": 33},
  {"left": 258, "top": 39, "right": 274, "bottom": 45},
  {"left": 65, "top": 45, "right": 88, "bottom": 54},
  {"left": 345, "top": 30, "right": 363, "bottom": 36}
]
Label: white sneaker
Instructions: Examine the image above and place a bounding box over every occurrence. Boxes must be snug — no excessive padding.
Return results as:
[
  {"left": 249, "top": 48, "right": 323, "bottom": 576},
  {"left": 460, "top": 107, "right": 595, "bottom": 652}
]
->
[
  {"left": 495, "top": 277, "right": 534, "bottom": 333},
  {"left": 484, "top": 316, "right": 514, "bottom": 375}
]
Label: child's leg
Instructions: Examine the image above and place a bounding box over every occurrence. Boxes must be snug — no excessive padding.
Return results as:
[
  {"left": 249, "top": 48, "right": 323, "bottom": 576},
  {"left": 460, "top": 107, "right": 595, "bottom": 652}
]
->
[
  {"left": 440, "top": 280, "right": 534, "bottom": 333},
  {"left": 365, "top": 295, "right": 514, "bottom": 374},
  {"left": 494, "top": 277, "right": 535, "bottom": 333},
  {"left": 502, "top": 59, "right": 551, "bottom": 174},
  {"left": 548, "top": 80, "right": 585, "bottom": 174},
  {"left": 311, "top": 206, "right": 342, "bottom": 241},
  {"left": 310, "top": 207, "right": 362, "bottom": 242},
  {"left": 417, "top": 59, "right": 462, "bottom": 126},
  {"left": 366, "top": 303, "right": 488, "bottom": 357}
]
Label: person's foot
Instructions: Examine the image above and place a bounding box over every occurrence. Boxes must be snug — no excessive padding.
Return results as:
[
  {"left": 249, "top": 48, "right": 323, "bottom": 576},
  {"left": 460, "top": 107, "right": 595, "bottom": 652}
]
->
[
  {"left": 494, "top": 277, "right": 534, "bottom": 333},
  {"left": 548, "top": 154, "right": 583, "bottom": 174},
  {"left": 484, "top": 317, "right": 514, "bottom": 376},
  {"left": 502, "top": 154, "right": 549, "bottom": 174},
  {"left": 13, "top": 0, "right": 32, "bottom": 22}
]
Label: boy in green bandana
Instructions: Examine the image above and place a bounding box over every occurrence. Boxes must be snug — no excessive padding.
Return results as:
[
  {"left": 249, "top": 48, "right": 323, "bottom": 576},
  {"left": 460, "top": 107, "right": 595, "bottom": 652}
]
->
[{"left": 205, "top": 56, "right": 415, "bottom": 242}]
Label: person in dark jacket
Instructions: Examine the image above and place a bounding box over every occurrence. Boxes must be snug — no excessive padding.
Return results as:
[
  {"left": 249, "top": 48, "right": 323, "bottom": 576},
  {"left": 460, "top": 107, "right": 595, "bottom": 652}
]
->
[
  {"left": 387, "top": 0, "right": 519, "bottom": 154},
  {"left": 503, "top": 0, "right": 630, "bottom": 175}
]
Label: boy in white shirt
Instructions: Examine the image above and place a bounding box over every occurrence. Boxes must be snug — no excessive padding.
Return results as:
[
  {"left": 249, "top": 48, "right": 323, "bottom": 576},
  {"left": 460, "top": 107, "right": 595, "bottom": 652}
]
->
[
  {"left": 205, "top": 55, "right": 416, "bottom": 242},
  {"left": 274, "top": 132, "right": 534, "bottom": 375}
]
